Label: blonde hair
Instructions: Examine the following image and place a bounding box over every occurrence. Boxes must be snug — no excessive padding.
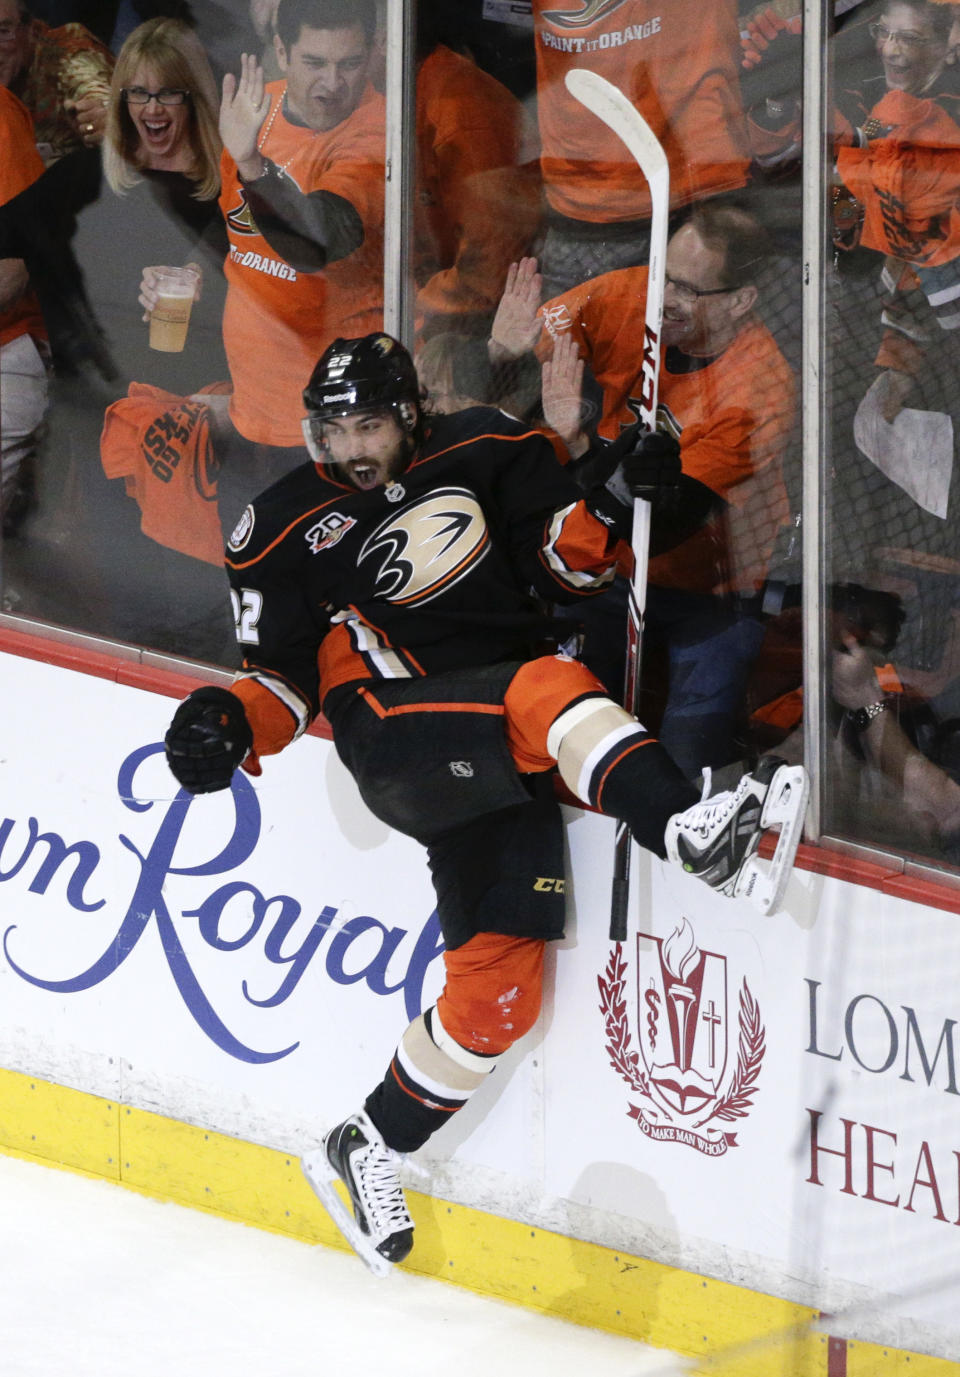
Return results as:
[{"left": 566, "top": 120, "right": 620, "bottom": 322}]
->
[{"left": 103, "top": 17, "right": 221, "bottom": 201}]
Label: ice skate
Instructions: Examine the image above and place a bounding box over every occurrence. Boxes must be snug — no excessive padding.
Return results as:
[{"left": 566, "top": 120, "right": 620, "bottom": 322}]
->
[
  {"left": 301, "top": 1110, "right": 414, "bottom": 1278},
  {"left": 665, "top": 757, "right": 809, "bottom": 915}
]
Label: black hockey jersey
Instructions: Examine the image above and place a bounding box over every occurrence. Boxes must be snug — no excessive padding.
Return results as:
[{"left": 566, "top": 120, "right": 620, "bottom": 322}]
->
[{"left": 225, "top": 407, "right": 621, "bottom": 760}]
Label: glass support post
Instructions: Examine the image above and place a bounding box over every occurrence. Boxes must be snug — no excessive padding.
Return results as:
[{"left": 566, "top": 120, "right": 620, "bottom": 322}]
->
[
  {"left": 382, "top": 0, "right": 416, "bottom": 347},
  {"left": 801, "top": 0, "right": 830, "bottom": 840}
]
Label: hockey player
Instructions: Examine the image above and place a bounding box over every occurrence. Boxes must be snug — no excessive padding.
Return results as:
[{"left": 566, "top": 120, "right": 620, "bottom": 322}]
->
[{"left": 163, "top": 333, "right": 808, "bottom": 1275}]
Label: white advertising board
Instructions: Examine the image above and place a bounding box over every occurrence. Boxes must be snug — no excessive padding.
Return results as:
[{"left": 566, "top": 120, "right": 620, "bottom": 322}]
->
[{"left": 1, "top": 649, "right": 958, "bottom": 1358}]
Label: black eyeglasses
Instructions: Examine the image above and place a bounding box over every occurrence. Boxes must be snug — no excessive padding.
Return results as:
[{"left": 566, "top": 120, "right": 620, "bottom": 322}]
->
[
  {"left": 121, "top": 87, "right": 190, "bottom": 106},
  {"left": 664, "top": 274, "right": 735, "bottom": 304}
]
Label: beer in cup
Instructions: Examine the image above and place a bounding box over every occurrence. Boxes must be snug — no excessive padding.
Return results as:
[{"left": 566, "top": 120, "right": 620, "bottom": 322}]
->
[{"left": 149, "top": 266, "right": 200, "bottom": 353}]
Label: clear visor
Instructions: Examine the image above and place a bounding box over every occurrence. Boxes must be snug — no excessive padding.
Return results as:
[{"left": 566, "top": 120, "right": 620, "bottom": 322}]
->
[
  {"left": 302, "top": 405, "right": 406, "bottom": 465},
  {"left": 302, "top": 414, "right": 329, "bottom": 464}
]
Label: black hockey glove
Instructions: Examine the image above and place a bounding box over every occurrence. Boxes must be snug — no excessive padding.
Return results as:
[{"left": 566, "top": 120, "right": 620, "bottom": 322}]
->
[
  {"left": 164, "top": 686, "right": 252, "bottom": 794},
  {"left": 619, "top": 429, "right": 682, "bottom": 500},
  {"left": 581, "top": 424, "right": 682, "bottom": 539},
  {"left": 603, "top": 424, "right": 682, "bottom": 507}
]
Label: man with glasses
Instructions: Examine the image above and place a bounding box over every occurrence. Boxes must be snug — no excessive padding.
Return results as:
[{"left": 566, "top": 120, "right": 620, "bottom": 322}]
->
[
  {"left": 0, "top": 0, "right": 112, "bottom": 163},
  {"left": 488, "top": 201, "right": 795, "bottom": 777}
]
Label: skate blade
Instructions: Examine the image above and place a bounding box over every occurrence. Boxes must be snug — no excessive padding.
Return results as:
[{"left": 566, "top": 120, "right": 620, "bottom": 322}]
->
[
  {"left": 734, "top": 765, "right": 809, "bottom": 915},
  {"left": 301, "top": 1148, "right": 394, "bottom": 1279}
]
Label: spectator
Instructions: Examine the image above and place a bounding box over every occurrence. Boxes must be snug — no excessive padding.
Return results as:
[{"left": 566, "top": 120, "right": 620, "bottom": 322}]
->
[
  {"left": 756, "top": 622, "right": 960, "bottom": 857},
  {"left": 413, "top": 331, "right": 510, "bottom": 417},
  {"left": 0, "top": 83, "right": 48, "bottom": 536},
  {"left": 531, "top": 0, "right": 750, "bottom": 298},
  {"left": 142, "top": 0, "right": 386, "bottom": 535},
  {"left": 412, "top": 33, "right": 542, "bottom": 341},
  {"left": 0, "top": 0, "right": 113, "bottom": 163},
  {"left": 75, "top": 15, "right": 229, "bottom": 396},
  {"left": 743, "top": 0, "right": 960, "bottom": 419},
  {"left": 490, "top": 202, "right": 796, "bottom": 776},
  {"left": 0, "top": 18, "right": 236, "bottom": 658},
  {"left": 744, "top": 0, "right": 960, "bottom": 763}
]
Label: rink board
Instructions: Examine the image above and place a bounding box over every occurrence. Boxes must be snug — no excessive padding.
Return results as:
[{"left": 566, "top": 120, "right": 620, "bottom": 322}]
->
[{"left": 1, "top": 635, "right": 960, "bottom": 1374}]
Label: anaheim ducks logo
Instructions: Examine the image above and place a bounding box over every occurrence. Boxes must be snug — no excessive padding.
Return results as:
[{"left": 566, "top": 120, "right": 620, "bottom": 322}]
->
[
  {"left": 542, "top": 0, "right": 630, "bottom": 28},
  {"left": 357, "top": 487, "right": 489, "bottom": 606},
  {"left": 226, "top": 190, "right": 259, "bottom": 237}
]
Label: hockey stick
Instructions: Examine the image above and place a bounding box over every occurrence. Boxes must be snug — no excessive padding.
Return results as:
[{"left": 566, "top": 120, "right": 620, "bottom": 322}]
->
[{"left": 564, "top": 69, "right": 669, "bottom": 941}]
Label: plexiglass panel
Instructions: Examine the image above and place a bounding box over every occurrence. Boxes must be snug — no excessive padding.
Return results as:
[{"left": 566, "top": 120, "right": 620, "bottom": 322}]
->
[
  {"left": 4, "top": 0, "right": 959, "bottom": 873},
  {"left": 817, "top": 1, "right": 960, "bottom": 869},
  {"left": 0, "top": 0, "right": 385, "bottom": 665}
]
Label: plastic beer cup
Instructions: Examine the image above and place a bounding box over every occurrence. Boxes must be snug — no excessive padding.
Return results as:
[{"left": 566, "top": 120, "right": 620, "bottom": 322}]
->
[{"left": 149, "top": 266, "right": 200, "bottom": 353}]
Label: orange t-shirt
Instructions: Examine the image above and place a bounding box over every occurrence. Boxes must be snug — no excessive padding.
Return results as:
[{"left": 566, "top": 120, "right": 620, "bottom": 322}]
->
[
  {"left": 539, "top": 264, "right": 795, "bottom": 594},
  {"left": 100, "top": 381, "right": 229, "bottom": 566},
  {"left": 0, "top": 88, "right": 46, "bottom": 350},
  {"left": 533, "top": 0, "right": 749, "bottom": 222},
  {"left": 836, "top": 88, "right": 960, "bottom": 270},
  {"left": 219, "top": 82, "right": 386, "bottom": 447},
  {"left": 414, "top": 45, "right": 542, "bottom": 320}
]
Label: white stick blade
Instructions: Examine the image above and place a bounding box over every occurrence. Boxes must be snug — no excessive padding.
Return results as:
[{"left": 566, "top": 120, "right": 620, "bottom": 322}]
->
[{"left": 563, "top": 68, "right": 668, "bottom": 191}]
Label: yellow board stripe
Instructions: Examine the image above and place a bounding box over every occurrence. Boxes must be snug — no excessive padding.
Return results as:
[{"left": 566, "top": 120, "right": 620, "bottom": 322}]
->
[{"left": 0, "top": 1067, "right": 954, "bottom": 1376}]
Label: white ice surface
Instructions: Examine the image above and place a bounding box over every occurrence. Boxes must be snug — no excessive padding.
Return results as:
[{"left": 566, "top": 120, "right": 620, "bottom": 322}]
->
[{"left": 0, "top": 1153, "right": 690, "bottom": 1377}]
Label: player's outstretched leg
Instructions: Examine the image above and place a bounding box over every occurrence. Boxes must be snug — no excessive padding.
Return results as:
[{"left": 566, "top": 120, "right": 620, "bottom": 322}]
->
[
  {"left": 665, "top": 756, "right": 809, "bottom": 914},
  {"left": 301, "top": 1110, "right": 414, "bottom": 1277}
]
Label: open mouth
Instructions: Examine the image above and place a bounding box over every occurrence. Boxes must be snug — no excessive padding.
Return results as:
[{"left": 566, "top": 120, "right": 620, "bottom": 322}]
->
[
  {"left": 348, "top": 462, "right": 379, "bottom": 490},
  {"left": 139, "top": 116, "right": 174, "bottom": 144}
]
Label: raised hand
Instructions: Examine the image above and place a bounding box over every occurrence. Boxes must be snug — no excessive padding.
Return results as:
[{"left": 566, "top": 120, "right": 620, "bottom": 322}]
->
[
  {"left": 740, "top": 5, "right": 801, "bottom": 70},
  {"left": 738, "top": 5, "right": 803, "bottom": 116},
  {"left": 541, "top": 332, "right": 587, "bottom": 454},
  {"left": 220, "top": 53, "right": 271, "bottom": 180},
  {"left": 489, "top": 257, "right": 543, "bottom": 362}
]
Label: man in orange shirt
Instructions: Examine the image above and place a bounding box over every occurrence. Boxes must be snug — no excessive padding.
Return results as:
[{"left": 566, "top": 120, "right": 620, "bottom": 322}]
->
[
  {"left": 142, "top": 0, "right": 386, "bottom": 535},
  {"left": 491, "top": 202, "right": 796, "bottom": 775},
  {"left": 0, "top": 85, "right": 48, "bottom": 536},
  {"left": 532, "top": 0, "right": 750, "bottom": 297}
]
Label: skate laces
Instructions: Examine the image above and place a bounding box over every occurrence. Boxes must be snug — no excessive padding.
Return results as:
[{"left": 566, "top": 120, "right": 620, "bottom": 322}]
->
[
  {"left": 688, "top": 778, "right": 748, "bottom": 836},
  {"left": 355, "top": 1141, "right": 413, "bottom": 1237}
]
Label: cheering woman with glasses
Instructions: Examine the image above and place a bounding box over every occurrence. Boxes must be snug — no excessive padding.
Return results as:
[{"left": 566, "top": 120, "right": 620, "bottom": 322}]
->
[
  {"left": 57, "top": 17, "right": 236, "bottom": 659},
  {"left": 68, "top": 14, "right": 231, "bottom": 399}
]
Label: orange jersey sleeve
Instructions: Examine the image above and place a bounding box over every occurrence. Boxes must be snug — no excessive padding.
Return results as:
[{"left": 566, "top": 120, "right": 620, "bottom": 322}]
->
[
  {"left": 533, "top": 0, "right": 749, "bottom": 222},
  {"left": 220, "top": 83, "right": 386, "bottom": 447}
]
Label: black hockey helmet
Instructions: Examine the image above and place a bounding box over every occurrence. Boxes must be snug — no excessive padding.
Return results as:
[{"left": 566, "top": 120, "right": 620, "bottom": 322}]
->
[{"left": 301, "top": 333, "right": 423, "bottom": 464}]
